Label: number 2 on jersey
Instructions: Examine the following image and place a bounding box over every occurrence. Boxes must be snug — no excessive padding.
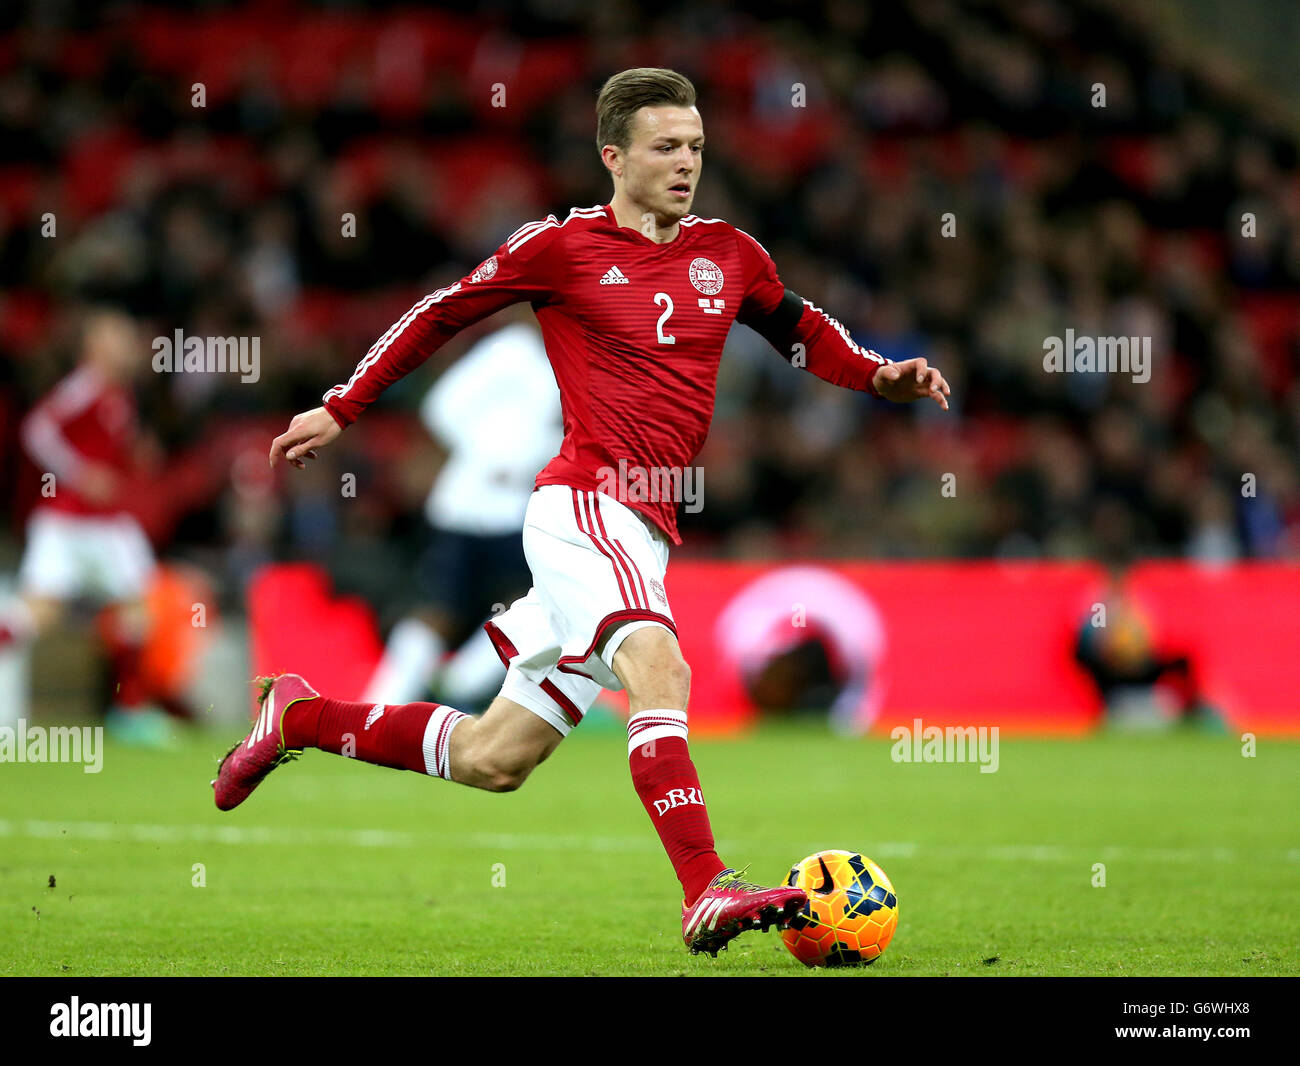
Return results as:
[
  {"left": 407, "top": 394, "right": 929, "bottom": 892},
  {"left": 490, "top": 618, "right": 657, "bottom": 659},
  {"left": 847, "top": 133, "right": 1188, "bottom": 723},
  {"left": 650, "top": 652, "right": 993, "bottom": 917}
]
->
[{"left": 654, "top": 292, "right": 676, "bottom": 345}]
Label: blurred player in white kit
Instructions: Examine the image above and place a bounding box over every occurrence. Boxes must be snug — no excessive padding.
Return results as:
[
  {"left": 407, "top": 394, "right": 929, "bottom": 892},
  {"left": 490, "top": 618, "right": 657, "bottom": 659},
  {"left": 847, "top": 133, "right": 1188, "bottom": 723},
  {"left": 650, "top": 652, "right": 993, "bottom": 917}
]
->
[{"left": 363, "top": 313, "right": 562, "bottom": 708}]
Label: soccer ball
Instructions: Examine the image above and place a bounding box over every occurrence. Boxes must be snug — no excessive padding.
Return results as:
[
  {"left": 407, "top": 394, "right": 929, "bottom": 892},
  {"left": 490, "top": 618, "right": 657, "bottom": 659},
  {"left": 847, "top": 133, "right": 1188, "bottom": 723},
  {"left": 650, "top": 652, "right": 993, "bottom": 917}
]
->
[{"left": 780, "top": 849, "right": 899, "bottom": 967}]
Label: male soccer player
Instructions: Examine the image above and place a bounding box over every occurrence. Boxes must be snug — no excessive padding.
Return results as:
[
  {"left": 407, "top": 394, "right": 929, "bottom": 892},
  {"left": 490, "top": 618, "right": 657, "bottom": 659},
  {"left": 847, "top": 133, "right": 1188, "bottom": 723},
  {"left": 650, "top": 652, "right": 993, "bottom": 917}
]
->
[
  {"left": 0, "top": 308, "right": 175, "bottom": 735},
  {"left": 216, "top": 68, "right": 950, "bottom": 956}
]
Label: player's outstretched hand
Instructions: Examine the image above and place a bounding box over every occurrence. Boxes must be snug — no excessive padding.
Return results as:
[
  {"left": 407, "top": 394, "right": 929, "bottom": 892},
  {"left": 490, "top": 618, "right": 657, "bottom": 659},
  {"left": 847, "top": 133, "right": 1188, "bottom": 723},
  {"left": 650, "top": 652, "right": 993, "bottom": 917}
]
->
[
  {"left": 269, "top": 406, "right": 343, "bottom": 469},
  {"left": 872, "top": 357, "right": 950, "bottom": 410}
]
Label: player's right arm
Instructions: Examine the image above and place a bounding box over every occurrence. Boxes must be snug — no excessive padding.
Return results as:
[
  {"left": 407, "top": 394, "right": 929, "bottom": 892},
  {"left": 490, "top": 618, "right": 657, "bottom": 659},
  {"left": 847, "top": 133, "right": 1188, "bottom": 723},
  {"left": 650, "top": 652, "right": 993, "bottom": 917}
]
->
[
  {"left": 268, "top": 407, "right": 340, "bottom": 469},
  {"left": 270, "top": 217, "right": 562, "bottom": 469}
]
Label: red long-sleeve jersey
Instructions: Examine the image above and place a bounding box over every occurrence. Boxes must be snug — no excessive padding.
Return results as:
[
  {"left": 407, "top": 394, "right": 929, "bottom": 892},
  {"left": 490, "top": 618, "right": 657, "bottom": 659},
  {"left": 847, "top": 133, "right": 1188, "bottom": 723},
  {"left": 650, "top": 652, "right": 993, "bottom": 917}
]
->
[
  {"left": 21, "top": 365, "right": 136, "bottom": 517},
  {"left": 324, "top": 203, "right": 889, "bottom": 544}
]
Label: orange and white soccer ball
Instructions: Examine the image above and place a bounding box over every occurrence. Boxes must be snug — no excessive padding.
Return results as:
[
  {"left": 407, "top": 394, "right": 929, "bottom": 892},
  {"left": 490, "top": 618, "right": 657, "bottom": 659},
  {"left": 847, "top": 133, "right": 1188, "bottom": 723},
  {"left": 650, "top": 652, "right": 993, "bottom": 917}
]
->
[{"left": 781, "top": 849, "right": 899, "bottom": 967}]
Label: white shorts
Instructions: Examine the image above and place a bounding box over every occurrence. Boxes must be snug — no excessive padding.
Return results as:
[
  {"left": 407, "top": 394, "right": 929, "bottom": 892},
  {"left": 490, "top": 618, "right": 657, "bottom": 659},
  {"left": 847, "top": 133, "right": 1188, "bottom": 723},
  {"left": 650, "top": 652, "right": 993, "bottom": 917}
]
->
[
  {"left": 484, "top": 485, "right": 675, "bottom": 737},
  {"left": 18, "top": 508, "right": 156, "bottom": 602}
]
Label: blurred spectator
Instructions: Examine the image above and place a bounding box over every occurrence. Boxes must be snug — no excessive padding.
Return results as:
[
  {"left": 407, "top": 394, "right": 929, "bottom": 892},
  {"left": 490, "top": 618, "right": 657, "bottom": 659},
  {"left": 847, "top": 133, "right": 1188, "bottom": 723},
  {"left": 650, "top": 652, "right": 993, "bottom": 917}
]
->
[{"left": 1074, "top": 562, "right": 1222, "bottom": 731}]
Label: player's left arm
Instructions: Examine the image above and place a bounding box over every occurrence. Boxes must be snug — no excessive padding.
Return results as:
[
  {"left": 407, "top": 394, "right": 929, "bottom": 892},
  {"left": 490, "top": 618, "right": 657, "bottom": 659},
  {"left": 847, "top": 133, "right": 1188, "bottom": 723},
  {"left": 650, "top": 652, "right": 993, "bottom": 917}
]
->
[{"left": 734, "top": 232, "right": 950, "bottom": 410}]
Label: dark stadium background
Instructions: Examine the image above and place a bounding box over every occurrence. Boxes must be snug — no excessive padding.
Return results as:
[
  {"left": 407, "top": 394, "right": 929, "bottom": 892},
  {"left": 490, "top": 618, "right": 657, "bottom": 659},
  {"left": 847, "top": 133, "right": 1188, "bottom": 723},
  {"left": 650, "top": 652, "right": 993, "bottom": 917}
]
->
[{"left": 1, "top": 0, "right": 1298, "bottom": 726}]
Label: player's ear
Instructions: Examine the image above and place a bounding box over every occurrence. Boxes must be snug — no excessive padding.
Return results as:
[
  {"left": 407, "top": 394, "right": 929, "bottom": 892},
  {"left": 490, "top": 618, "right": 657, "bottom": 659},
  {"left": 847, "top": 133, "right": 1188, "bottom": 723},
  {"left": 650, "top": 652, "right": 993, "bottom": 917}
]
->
[{"left": 600, "top": 144, "right": 623, "bottom": 178}]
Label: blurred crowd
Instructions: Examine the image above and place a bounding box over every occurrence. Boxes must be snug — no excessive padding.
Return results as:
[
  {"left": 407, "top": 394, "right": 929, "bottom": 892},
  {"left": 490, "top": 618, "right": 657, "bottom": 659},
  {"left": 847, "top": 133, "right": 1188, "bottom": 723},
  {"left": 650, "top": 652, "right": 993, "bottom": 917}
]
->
[{"left": 1, "top": 0, "right": 1299, "bottom": 621}]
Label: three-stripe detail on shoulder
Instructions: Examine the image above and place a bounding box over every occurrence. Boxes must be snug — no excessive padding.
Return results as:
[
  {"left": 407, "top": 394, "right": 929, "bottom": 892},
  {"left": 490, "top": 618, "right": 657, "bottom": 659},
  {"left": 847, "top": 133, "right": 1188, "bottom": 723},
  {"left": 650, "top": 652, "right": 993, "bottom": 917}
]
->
[
  {"left": 507, "top": 205, "right": 606, "bottom": 252},
  {"left": 325, "top": 282, "right": 463, "bottom": 404},
  {"left": 506, "top": 215, "right": 558, "bottom": 252},
  {"left": 329, "top": 206, "right": 607, "bottom": 405}
]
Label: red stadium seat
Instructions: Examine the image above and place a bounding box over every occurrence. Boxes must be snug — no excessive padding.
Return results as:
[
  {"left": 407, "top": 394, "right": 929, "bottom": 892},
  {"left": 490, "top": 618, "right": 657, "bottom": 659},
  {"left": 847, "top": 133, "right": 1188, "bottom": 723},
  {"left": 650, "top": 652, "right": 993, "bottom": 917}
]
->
[{"left": 1239, "top": 293, "right": 1300, "bottom": 392}]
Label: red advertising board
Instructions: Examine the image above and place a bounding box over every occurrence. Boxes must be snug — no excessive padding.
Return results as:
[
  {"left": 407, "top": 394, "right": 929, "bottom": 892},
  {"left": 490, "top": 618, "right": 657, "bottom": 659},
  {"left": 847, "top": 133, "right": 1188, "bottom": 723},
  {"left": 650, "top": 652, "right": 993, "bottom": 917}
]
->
[{"left": 249, "top": 561, "right": 1300, "bottom": 735}]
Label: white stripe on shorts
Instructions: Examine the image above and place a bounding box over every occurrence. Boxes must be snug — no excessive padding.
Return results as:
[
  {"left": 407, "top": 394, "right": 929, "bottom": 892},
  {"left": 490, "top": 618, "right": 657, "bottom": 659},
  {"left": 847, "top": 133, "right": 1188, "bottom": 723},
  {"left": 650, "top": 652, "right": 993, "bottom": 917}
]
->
[{"left": 572, "top": 490, "right": 647, "bottom": 609}]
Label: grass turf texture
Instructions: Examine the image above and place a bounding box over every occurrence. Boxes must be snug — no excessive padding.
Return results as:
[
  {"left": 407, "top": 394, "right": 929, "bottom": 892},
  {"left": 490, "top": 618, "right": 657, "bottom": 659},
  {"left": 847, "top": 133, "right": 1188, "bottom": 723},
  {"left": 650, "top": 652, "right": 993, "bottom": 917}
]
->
[{"left": 1, "top": 719, "right": 1296, "bottom": 976}]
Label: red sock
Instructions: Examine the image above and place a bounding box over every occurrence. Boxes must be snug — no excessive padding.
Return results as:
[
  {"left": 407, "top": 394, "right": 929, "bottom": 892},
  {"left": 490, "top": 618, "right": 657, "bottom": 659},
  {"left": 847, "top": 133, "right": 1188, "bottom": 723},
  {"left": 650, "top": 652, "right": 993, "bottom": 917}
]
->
[
  {"left": 98, "top": 606, "right": 148, "bottom": 708},
  {"left": 107, "top": 642, "right": 148, "bottom": 707},
  {"left": 627, "top": 709, "right": 726, "bottom": 905},
  {"left": 283, "top": 696, "right": 467, "bottom": 779}
]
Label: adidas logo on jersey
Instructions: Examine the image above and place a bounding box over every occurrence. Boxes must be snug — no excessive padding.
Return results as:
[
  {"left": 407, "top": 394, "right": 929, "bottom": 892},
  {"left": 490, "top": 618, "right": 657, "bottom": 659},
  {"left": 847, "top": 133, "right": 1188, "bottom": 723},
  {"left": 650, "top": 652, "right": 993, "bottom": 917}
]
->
[
  {"left": 599, "top": 265, "right": 630, "bottom": 284},
  {"left": 364, "top": 704, "right": 385, "bottom": 730}
]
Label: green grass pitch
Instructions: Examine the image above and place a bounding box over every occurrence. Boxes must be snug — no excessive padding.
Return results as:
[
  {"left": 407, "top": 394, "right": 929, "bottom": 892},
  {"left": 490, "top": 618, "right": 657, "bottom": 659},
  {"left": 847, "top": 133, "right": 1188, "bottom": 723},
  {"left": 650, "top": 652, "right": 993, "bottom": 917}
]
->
[{"left": 1, "top": 716, "right": 1296, "bottom": 976}]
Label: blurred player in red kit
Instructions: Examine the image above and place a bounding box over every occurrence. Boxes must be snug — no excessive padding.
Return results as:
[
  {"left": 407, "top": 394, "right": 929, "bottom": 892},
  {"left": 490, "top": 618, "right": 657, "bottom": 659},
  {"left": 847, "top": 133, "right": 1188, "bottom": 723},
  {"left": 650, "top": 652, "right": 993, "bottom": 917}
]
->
[
  {"left": 216, "top": 69, "right": 950, "bottom": 954},
  {"left": 0, "top": 308, "right": 181, "bottom": 737}
]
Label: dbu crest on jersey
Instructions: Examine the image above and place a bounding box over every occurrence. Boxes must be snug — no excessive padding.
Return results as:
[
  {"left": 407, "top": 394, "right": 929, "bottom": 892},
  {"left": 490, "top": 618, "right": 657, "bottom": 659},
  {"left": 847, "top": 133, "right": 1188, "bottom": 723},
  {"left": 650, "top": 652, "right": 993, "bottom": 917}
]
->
[
  {"left": 470, "top": 256, "right": 499, "bottom": 283},
  {"left": 688, "top": 257, "right": 724, "bottom": 295}
]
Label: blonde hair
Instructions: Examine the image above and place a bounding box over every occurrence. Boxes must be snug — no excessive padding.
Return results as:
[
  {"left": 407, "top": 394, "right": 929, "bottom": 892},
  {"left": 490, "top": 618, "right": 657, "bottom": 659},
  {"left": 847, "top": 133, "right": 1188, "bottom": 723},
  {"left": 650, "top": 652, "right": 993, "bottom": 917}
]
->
[{"left": 596, "top": 68, "right": 697, "bottom": 152}]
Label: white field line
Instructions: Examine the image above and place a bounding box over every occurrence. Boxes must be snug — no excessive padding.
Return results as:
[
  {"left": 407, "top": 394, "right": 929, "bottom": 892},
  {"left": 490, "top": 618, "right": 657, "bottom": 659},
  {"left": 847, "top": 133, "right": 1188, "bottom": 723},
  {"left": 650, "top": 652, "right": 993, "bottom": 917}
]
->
[{"left": 0, "top": 818, "right": 1295, "bottom": 865}]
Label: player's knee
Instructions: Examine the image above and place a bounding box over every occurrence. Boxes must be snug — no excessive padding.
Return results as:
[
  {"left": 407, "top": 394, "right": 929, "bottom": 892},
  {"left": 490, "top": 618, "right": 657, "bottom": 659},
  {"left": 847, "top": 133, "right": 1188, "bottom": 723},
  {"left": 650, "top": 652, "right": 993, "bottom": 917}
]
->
[
  {"left": 624, "top": 649, "right": 691, "bottom": 709},
  {"left": 464, "top": 739, "right": 535, "bottom": 793},
  {"left": 26, "top": 597, "right": 61, "bottom": 633},
  {"left": 662, "top": 656, "right": 691, "bottom": 702},
  {"left": 479, "top": 755, "right": 531, "bottom": 793},
  {"left": 613, "top": 627, "right": 690, "bottom": 698}
]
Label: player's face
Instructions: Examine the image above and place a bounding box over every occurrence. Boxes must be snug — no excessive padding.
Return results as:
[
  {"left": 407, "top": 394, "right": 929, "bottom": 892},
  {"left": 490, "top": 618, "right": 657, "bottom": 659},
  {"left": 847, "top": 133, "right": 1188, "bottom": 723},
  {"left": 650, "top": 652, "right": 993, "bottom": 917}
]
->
[
  {"left": 85, "top": 313, "right": 142, "bottom": 381},
  {"left": 620, "top": 105, "right": 703, "bottom": 226}
]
